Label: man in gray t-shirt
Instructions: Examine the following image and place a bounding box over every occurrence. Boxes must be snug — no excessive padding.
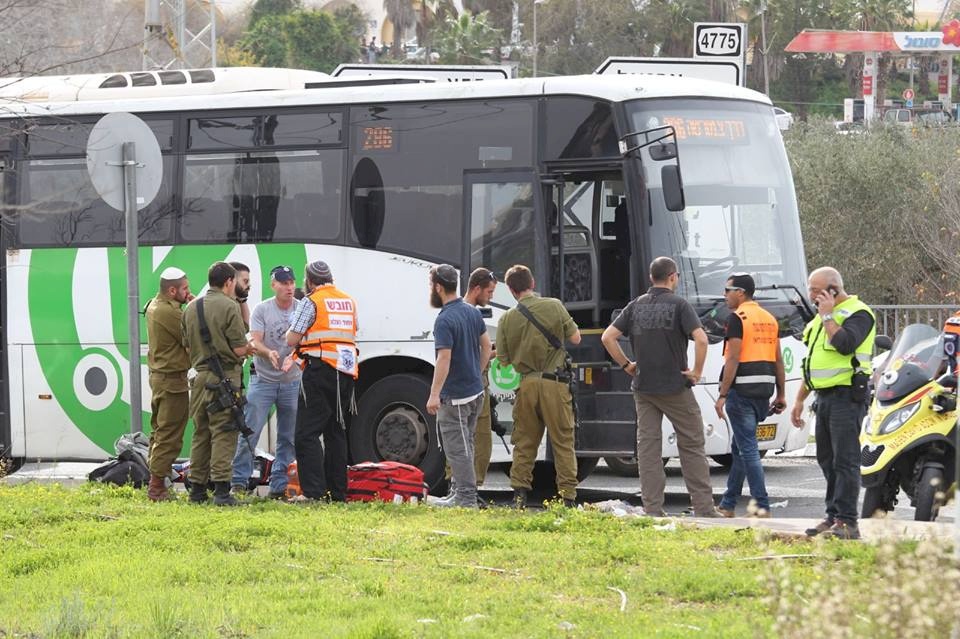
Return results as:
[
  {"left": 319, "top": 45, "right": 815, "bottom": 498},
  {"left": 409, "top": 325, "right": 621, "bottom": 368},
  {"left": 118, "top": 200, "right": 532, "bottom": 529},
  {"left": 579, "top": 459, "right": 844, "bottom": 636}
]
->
[
  {"left": 231, "top": 265, "right": 302, "bottom": 497},
  {"left": 601, "top": 256, "right": 718, "bottom": 518}
]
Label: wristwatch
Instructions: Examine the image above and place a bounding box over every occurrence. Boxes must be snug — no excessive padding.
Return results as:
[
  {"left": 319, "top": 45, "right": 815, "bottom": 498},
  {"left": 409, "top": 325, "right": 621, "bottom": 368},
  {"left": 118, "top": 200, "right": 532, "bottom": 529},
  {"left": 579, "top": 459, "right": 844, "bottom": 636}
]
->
[
  {"left": 621, "top": 361, "right": 633, "bottom": 370},
  {"left": 821, "top": 312, "right": 834, "bottom": 322}
]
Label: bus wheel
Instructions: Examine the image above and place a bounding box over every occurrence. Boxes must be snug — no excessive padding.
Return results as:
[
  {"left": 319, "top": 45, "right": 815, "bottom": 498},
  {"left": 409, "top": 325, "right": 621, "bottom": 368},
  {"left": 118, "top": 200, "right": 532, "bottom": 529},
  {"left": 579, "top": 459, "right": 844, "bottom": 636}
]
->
[
  {"left": 603, "top": 456, "right": 638, "bottom": 477},
  {"left": 529, "top": 457, "right": 600, "bottom": 498},
  {"left": 711, "top": 450, "right": 767, "bottom": 469},
  {"left": 710, "top": 454, "right": 733, "bottom": 468},
  {"left": 350, "top": 374, "right": 445, "bottom": 492}
]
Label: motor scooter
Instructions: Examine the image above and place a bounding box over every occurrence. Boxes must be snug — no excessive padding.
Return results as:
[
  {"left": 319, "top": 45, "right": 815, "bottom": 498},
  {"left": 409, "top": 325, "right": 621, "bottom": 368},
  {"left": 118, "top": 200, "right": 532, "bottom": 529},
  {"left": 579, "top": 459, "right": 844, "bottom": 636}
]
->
[{"left": 860, "top": 323, "right": 956, "bottom": 521}]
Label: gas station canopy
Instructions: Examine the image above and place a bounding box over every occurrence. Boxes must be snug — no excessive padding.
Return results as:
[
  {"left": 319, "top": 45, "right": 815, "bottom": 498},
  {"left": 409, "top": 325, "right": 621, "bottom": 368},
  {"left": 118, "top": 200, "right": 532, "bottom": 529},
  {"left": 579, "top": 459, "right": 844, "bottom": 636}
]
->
[{"left": 785, "top": 22, "right": 960, "bottom": 120}]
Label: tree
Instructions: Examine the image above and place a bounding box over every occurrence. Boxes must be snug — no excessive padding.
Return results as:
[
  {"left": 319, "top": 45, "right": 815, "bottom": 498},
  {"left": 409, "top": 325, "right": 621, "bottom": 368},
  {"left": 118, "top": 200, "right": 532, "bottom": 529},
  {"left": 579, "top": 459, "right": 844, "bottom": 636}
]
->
[
  {"left": 240, "top": 8, "right": 357, "bottom": 73},
  {"left": 432, "top": 10, "right": 501, "bottom": 65},
  {"left": 249, "top": 0, "right": 300, "bottom": 29},
  {"left": 383, "top": 0, "right": 417, "bottom": 58},
  {"left": 528, "top": 0, "right": 654, "bottom": 76}
]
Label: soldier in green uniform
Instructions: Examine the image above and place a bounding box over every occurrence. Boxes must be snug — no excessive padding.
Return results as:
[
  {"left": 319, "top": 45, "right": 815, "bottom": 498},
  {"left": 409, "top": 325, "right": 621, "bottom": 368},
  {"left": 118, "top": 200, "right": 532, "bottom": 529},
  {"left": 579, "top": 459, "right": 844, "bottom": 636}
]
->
[
  {"left": 145, "top": 267, "right": 193, "bottom": 501},
  {"left": 181, "top": 262, "right": 254, "bottom": 505},
  {"left": 496, "top": 265, "right": 581, "bottom": 508}
]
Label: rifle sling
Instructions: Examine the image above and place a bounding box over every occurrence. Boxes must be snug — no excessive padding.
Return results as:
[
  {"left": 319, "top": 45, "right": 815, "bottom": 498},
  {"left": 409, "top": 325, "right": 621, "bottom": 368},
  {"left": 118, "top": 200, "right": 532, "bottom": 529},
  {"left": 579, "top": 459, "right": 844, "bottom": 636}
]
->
[
  {"left": 195, "top": 297, "right": 229, "bottom": 381},
  {"left": 515, "top": 302, "right": 564, "bottom": 352}
]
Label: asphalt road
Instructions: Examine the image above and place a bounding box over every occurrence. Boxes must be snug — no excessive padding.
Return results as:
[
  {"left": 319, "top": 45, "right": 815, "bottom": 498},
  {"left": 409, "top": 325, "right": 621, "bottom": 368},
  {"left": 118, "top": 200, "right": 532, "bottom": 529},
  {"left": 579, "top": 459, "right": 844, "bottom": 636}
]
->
[{"left": 478, "top": 456, "right": 957, "bottom": 522}]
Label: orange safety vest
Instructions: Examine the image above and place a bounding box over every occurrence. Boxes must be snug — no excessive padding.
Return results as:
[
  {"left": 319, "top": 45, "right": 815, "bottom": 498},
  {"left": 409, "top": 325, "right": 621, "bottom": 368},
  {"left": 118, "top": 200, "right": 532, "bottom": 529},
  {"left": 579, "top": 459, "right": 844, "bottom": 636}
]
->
[
  {"left": 297, "top": 284, "right": 359, "bottom": 378},
  {"left": 723, "top": 300, "right": 779, "bottom": 399}
]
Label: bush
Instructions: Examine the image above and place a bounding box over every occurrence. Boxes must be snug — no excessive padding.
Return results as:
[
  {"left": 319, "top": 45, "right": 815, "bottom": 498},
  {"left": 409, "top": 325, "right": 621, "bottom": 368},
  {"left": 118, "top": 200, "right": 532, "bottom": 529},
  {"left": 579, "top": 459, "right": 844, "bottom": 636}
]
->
[
  {"left": 766, "top": 535, "right": 960, "bottom": 638},
  {"left": 786, "top": 120, "right": 960, "bottom": 304}
]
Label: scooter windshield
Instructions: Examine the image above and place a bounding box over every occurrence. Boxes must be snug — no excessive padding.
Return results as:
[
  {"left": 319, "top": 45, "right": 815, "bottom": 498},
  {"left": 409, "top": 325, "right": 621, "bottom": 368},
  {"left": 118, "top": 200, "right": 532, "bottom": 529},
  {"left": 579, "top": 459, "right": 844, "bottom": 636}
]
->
[{"left": 875, "top": 324, "right": 944, "bottom": 403}]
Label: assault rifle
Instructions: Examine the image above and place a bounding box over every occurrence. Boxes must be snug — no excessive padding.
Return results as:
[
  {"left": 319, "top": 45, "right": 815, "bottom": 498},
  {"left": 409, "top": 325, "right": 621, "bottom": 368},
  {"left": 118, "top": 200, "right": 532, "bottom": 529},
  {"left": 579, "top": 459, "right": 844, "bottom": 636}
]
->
[{"left": 489, "top": 395, "right": 510, "bottom": 454}]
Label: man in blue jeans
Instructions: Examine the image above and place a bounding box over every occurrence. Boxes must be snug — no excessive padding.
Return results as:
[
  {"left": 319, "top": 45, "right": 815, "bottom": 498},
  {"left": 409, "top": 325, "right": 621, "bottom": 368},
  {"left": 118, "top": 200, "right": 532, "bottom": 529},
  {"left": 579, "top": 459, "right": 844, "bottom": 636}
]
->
[
  {"left": 231, "top": 265, "right": 301, "bottom": 498},
  {"left": 714, "top": 273, "right": 786, "bottom": 518}
]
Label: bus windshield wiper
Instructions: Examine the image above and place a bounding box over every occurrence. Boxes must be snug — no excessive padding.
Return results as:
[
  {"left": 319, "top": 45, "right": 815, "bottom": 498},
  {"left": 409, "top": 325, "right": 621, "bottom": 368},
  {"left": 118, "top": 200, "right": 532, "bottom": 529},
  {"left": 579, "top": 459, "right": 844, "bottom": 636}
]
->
[{"left": 755, "top": 284, "right": 815, "bottom": 323}]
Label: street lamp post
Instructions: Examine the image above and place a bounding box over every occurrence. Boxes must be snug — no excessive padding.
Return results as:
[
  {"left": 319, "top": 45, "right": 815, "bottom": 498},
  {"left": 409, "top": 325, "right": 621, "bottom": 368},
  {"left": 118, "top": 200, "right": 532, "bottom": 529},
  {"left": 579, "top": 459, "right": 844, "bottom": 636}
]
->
[{"left": 533, "top": 0, "right": 547, "bottom": 77}]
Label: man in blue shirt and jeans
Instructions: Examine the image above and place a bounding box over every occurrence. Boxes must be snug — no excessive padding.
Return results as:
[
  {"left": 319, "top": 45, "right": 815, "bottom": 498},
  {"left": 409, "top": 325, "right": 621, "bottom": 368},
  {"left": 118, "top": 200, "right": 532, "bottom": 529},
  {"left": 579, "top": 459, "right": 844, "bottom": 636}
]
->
[{"left": 426, "top": 264, "right": 492, "bottom": 508}]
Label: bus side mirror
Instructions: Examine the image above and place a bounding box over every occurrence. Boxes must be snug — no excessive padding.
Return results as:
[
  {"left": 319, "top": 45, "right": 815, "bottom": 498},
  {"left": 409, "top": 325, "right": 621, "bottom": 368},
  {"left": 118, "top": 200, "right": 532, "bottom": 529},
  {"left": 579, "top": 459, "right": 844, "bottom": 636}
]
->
[
  {"left": 874, "top": 335, "right": 892, "bottom": 351},
  {"left": 661, "top": 165, "right": 685, "bottom": 212},
  {"left": 650, "top": 142, "right": 677, "bottom": 161}
]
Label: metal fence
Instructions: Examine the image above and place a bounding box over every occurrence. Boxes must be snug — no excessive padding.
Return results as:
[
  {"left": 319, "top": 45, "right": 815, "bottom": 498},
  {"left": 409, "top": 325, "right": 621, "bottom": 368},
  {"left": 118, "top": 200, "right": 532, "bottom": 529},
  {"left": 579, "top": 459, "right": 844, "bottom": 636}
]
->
[{"left": 871, "top": 305, "right": 958, "bottom": 339}]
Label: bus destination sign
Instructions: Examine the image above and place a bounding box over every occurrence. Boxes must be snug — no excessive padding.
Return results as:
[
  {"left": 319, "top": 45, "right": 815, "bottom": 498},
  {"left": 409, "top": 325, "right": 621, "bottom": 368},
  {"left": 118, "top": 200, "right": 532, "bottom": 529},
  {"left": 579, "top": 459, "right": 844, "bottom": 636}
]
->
[{"left": 361, "top": 126, "right": 395, "bottom": 151}]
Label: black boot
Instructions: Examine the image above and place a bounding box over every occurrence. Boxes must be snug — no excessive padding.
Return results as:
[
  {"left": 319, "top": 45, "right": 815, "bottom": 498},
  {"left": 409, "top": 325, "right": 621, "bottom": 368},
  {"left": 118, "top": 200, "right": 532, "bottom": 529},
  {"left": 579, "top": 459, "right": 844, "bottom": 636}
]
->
[
  {"left": 213, "top": 481, "right": 239, "bottom": 507},
  {"left": 188, "top": 480, "right": 208, "bottom": 504},
  {"left": 512, "top": 488, "right": 528, "bottom": 510},
  {"left": 562, "top": 498, "right": 577, "bottom": 509}
]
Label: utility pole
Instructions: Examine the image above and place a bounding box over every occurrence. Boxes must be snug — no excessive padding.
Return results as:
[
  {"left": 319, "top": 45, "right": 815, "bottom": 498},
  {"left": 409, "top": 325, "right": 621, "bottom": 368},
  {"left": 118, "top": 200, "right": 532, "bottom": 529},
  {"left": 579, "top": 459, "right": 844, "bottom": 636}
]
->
[
  {"left": 143, "top": 0, "right": 218, "bottom": 71},
  {"left": 533, "top": 0, "right": 547, "bottom": 77},
  {"left": 760, "top": 1, "right": 770, "bottom": 95}
]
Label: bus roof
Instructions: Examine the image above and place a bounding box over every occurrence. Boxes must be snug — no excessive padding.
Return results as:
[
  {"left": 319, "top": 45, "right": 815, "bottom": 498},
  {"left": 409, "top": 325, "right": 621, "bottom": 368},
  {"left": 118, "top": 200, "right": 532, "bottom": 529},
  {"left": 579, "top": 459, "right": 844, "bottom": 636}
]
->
[{"left": 0, "top": 70, "right": 771, "bottom": 119}]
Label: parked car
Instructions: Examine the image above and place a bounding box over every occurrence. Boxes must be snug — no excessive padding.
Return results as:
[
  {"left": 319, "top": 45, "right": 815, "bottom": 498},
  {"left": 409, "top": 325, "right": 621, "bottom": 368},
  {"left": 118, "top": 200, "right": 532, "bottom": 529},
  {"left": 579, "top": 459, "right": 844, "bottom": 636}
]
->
[{"left": 773, "top": 107, "right": 793, "bottom": 130}]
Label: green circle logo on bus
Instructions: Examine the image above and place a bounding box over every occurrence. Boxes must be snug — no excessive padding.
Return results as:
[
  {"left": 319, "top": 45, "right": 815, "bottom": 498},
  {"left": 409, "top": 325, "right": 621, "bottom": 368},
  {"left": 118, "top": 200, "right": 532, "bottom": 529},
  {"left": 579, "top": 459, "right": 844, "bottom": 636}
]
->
[
  {"left": 28, "top": 244, "right": 307, "bottom": 453},
  {"left": 783, "top": 347, "right": 794, "bottom": 374},
  {"left": 490, "top": 359, "right": 520, "bottom": 392}
]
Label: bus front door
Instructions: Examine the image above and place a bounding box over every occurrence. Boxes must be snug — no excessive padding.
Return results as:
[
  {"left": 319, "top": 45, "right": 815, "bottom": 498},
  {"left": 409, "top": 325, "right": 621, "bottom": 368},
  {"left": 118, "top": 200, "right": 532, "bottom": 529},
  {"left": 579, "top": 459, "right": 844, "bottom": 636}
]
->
[{"left": 541, "top": 172, "right": 639, "bottom": 464}]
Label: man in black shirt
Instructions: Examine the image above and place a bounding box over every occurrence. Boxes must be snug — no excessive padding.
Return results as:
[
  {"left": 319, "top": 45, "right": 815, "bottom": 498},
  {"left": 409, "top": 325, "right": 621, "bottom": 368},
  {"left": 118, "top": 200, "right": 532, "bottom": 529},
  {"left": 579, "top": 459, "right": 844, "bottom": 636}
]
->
[{"left": 602, "top": 257, "right": 719, "bottom": 517}]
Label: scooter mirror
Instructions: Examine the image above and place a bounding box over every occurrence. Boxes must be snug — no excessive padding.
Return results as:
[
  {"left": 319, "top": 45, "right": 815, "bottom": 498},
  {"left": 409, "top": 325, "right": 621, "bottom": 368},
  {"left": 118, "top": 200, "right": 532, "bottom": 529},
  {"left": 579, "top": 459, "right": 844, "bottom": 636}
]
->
[
  {"left": 875, "top": 335, "right": 893, "bottom": 351},
  {"left": 935, "top": 372, "right": 957, "bottom": 389}
]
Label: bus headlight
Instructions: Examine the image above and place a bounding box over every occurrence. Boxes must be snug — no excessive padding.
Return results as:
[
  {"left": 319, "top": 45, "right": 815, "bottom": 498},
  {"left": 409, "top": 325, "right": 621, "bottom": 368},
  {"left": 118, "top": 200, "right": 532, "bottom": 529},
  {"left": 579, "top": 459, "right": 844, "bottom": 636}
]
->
[{"left": 877, "top": 402, "right": 921, "bottom": 435}]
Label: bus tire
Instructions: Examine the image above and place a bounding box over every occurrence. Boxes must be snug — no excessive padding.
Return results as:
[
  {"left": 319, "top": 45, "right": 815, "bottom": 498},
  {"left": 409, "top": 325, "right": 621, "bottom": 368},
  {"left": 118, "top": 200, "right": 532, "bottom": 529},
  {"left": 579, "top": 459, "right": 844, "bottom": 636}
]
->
[
  {"left": 711, "top": 450, "right": 767, "bottom": 469},
  {"left": 603, "top": 455, "right": 639, "bottom": 477},
  {"left": 350, "top": 373, "right": 446, "bottom": 493}
]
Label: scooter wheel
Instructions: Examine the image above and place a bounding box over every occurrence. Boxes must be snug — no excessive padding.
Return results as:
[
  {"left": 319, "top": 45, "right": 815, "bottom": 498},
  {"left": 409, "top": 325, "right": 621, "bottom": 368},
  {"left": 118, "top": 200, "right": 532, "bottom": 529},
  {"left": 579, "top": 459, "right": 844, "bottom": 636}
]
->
[{"left": 915, "top": 466, "right": 946, "bottom": 522}]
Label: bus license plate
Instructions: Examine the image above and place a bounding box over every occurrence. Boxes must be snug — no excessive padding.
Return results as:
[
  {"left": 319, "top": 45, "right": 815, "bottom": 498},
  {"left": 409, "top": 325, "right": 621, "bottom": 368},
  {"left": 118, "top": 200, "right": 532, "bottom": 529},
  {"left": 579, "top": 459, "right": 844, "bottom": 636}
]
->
[{"left": 756, "top": 424, "right": 777, "bottom": 441}]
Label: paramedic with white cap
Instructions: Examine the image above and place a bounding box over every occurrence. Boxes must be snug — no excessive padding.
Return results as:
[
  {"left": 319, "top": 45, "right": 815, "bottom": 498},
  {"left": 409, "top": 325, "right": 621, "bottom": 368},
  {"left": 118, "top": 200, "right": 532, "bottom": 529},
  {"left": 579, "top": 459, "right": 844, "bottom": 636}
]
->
[{"left": 144, "top": 266, "right": 193, "bottom": 501}]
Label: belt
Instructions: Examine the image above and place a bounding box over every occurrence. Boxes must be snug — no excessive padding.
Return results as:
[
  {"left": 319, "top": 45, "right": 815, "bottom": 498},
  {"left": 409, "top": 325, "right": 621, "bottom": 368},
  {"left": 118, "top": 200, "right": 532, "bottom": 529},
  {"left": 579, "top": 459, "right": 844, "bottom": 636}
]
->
[
  {"left": 816, "top": 385, "right": 851, "bottom": 395},
  {"left": 149, "top": 370, "right": 187, "bottom": 378},
  {"left": 525, "top": 372, "right": 570, "bottom": 383}
]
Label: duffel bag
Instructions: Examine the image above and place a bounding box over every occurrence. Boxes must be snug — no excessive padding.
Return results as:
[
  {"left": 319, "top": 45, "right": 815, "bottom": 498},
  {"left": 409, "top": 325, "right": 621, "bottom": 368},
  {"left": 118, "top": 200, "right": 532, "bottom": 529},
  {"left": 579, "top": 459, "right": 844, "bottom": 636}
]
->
[{"left": 347, "top": 461, "right": 428, "bottom": 503}]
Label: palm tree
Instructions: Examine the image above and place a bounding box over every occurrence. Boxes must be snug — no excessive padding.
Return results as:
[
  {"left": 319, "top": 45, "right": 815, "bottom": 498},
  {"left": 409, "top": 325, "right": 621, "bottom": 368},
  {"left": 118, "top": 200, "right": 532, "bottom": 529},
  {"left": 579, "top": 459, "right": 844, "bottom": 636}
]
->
[
  {"left": 383, "top": 0, "right": 417, "bottom": 58},
  {"left": 851, "top": 0, "right": 913, "bottom": 108}
]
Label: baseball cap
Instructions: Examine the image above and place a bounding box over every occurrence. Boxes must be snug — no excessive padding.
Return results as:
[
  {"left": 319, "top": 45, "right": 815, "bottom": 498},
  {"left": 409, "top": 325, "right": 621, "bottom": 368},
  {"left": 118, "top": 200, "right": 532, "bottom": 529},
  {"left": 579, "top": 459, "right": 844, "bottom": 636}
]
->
[
  {"left": 726, "top": 272, "right": 755, "bottom": 296},
  {"left": 270, "top": 265, "right": 295, "bottom": 283}
]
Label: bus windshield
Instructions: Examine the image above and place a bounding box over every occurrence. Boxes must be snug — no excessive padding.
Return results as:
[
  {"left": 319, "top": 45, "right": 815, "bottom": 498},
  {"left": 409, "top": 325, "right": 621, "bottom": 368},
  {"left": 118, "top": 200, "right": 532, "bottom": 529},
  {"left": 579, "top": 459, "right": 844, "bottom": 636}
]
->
[{"left": 627, "top": 98, "right": 807, "bottom": 338}]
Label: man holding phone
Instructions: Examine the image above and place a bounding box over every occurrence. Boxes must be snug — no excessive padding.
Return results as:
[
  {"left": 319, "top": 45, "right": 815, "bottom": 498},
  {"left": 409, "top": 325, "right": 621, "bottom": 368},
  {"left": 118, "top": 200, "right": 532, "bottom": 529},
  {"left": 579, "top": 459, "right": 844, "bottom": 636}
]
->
[
  {"left": 714, "top": 273, "right": 785, "bottom": 518},
  {"left": 790, "top": 267, "right": 876, "bottom": 540}
]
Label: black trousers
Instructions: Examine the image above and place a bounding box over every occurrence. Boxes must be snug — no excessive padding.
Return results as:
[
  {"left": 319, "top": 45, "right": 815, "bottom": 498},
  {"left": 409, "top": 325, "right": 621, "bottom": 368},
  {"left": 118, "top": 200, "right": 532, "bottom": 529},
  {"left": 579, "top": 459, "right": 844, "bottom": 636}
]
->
[
  {"left": 815, "top": 387, "right": 867, "bottom": 525},
  {"left": 295, "top": 359, "right": 353, "bottom": 501}
]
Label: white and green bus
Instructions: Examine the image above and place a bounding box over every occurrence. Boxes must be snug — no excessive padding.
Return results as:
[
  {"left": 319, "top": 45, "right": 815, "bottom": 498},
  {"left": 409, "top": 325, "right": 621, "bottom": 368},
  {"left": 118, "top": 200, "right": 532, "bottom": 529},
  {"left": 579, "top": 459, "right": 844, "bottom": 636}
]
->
[{"left": 0, "top": 67, "right": 812, "bottom": 487}]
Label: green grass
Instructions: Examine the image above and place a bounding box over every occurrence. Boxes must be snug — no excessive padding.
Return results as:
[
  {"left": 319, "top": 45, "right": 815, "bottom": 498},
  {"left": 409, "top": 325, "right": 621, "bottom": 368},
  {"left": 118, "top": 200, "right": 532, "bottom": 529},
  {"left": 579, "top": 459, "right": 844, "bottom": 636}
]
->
[{"left": 0, "top": 484, "right": 853, "bottom": 638}]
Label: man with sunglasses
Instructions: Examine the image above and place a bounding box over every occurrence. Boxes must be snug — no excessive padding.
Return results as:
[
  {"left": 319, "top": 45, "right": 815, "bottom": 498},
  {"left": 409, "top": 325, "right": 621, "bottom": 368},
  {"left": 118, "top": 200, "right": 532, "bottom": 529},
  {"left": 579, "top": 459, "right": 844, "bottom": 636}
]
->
[
  {"left": 713, "top": 273, "right": 785, "bottom": 518},
  {"left": 231, "top": 265, "right": 301, "bottom": 498},
  {"left": 601, "top": 256, "right": 719, "bottom": 517}
]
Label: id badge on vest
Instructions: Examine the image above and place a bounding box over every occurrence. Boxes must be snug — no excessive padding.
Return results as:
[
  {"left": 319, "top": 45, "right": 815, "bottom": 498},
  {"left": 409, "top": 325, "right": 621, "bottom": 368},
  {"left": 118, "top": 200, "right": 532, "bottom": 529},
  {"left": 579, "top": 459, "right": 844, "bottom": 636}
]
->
[{"left": 335, "top": 344, "right": 357, "bottom": 375}]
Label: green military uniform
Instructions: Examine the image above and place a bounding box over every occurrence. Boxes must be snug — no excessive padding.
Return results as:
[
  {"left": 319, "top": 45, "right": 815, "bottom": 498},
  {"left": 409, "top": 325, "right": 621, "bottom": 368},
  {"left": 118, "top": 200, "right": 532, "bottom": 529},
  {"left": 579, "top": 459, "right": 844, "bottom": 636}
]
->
[
  {"left": 474, "top": 373, "right": 493, "bottom": 485},
  {"left": 181, "top": 289, "right": 248, "bottom": 484},
  {"left": 497, "top": 294, "right": 579, "bottom": 499},
  {"left": 145, "top": 293, "right": 191, "bottom": 477}
]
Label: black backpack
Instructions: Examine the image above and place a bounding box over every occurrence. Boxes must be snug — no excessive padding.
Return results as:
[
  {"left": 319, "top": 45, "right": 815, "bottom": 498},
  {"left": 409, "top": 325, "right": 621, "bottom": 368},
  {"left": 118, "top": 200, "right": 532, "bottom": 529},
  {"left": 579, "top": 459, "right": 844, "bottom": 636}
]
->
[
  {"left": 88, "top": 433, "right": 151, "bottom": 487},
  {"left": 88, "top": 450, "right": 150, "bottom": 487}
]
